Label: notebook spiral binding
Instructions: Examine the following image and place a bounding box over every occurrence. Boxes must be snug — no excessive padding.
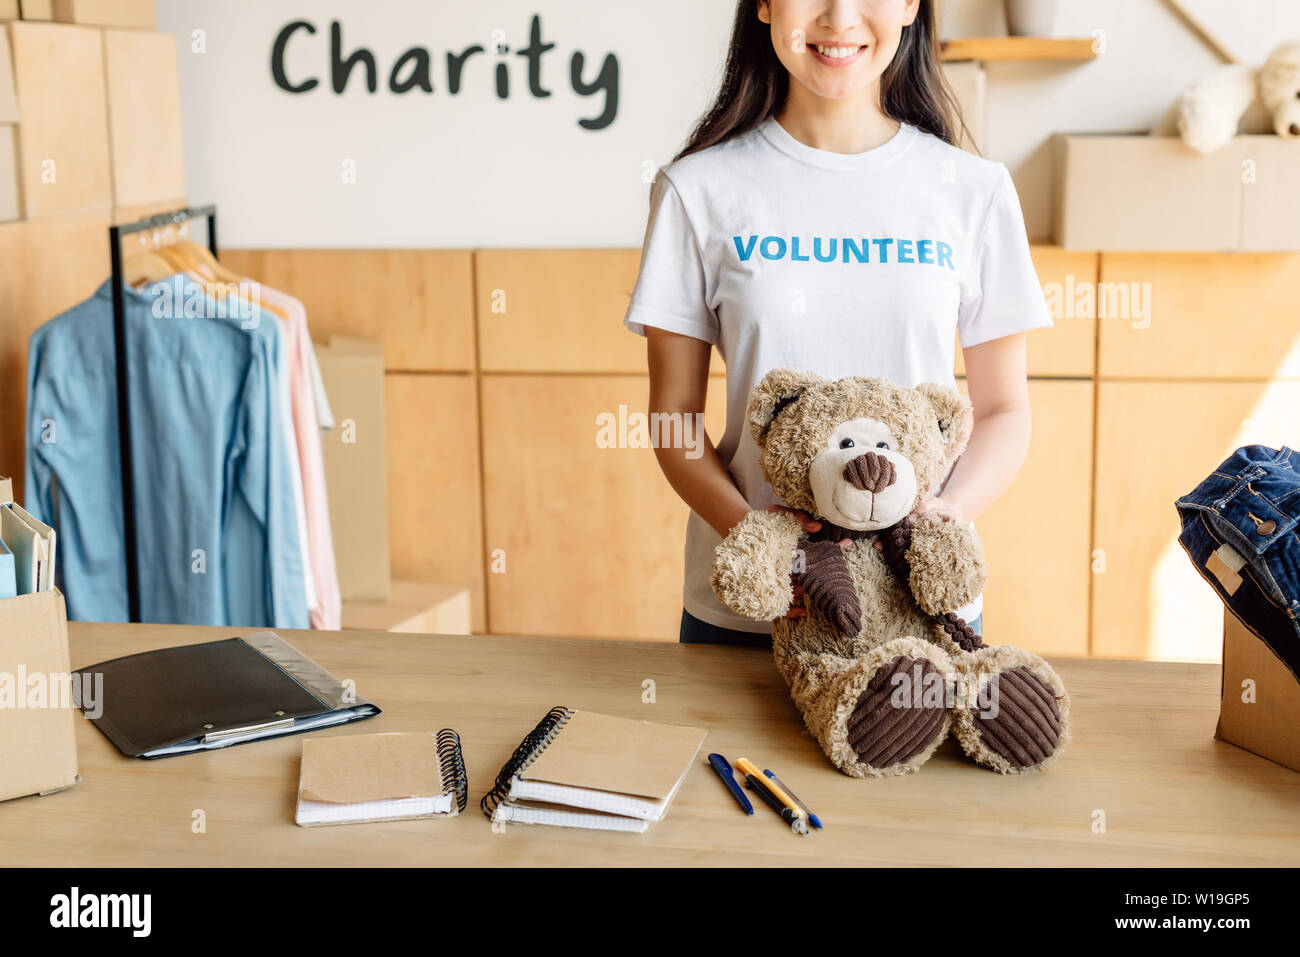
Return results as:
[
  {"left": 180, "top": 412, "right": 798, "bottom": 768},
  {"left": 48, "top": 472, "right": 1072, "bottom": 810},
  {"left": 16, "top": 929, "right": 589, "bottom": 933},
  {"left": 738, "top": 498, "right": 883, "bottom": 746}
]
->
[
  {"left": 437, "top": 728, "right": 469, "bottom": 814},
  {"left": 479, "top": 705, "right": 574, "bottom": 820}
]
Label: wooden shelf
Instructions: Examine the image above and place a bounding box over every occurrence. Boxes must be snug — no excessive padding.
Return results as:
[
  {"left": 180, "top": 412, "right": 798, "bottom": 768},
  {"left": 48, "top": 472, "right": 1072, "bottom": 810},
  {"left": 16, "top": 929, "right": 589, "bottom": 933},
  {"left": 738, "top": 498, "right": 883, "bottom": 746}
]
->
[{"left": 941, "top": 37, "right": 1100, "bottom": 62}]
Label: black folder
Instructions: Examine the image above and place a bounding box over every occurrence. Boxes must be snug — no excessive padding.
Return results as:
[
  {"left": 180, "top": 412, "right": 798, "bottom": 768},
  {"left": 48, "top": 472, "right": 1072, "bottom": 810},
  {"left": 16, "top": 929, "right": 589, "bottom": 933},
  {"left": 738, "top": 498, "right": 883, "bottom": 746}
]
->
[{"left": 75, "top": 631, "right": 380, "bottom": 758}]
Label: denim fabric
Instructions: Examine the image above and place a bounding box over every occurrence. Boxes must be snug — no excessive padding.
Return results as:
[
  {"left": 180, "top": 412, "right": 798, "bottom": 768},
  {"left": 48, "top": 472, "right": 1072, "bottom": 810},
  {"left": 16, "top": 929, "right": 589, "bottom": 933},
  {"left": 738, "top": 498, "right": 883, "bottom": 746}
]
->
[
  {"left": 1175, "top": 445, "right": 1300, "bottom": 681},
  {"left": 678, "top": 609, "right": 983, "bottom": 646}
]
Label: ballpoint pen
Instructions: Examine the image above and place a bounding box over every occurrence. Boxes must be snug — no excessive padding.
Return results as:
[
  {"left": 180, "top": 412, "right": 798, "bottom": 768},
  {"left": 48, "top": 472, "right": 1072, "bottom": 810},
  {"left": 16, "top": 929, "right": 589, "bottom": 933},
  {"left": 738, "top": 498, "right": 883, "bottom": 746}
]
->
[
  {"left": 707, "top": 753, "right": 753, "bottom": 815},
  {"left": 735, "top": 757, "right": 808, "bottom": 835},
  {"left": 764, "top": 768, "right": 823, "bottom": 829}
]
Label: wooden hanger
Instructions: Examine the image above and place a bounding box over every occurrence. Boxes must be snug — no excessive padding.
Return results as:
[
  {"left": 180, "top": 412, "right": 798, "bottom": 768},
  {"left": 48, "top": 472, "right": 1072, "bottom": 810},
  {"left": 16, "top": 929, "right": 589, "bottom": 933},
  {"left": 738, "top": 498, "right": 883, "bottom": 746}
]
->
[{"left": 122, "top": 232, "right": 179, "bottom": 287}]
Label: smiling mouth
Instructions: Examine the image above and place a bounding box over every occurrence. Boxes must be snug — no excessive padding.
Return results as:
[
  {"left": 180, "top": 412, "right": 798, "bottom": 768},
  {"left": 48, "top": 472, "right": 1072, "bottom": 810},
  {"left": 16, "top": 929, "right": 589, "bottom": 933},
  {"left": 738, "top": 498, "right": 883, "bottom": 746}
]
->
[{"left": 809, "top": 43, "right": 868, "bottom": 66}]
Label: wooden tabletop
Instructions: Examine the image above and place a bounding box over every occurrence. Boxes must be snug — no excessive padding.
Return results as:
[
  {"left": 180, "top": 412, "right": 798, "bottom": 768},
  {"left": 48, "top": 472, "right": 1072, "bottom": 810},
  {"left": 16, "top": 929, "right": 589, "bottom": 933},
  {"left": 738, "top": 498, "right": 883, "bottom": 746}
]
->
[{"left": 3, "top": 621, "right": 1298, "bottom": 867}]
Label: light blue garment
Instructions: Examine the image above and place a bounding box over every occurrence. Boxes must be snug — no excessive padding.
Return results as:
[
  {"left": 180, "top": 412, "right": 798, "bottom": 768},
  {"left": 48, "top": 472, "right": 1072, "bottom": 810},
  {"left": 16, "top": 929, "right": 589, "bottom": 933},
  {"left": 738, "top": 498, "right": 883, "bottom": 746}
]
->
[{"left": 25, "top": 277, "right": 307, "bottom": 628}]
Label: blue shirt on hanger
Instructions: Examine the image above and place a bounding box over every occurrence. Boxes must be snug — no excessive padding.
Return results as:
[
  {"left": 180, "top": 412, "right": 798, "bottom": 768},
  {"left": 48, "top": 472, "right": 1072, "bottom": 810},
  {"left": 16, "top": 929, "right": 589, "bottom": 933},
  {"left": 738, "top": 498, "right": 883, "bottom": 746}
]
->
[{"left": 24, "top": 277, "right": 308, "bottom": 628}]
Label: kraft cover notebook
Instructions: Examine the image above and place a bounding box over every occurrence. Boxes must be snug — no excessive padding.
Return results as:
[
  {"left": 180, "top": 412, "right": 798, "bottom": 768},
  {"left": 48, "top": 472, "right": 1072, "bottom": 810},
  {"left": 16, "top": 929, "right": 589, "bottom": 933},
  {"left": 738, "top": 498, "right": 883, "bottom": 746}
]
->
[
  {"left": 295, "top": 730, "right": 468, "bottom": 826},
  {"left": 74, "top": 631, "right": 380, "bottom": 758},
  {"left": 481, "top": 707, "right": 707, "bottom": 832}
]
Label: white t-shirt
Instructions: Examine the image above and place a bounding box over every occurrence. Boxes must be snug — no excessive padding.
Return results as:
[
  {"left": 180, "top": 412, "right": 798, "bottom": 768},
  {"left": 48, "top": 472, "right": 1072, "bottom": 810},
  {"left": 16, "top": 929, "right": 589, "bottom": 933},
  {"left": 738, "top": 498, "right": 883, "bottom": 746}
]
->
[{"left": 624, "top": 117, "right": 1053, "bottom": 634}]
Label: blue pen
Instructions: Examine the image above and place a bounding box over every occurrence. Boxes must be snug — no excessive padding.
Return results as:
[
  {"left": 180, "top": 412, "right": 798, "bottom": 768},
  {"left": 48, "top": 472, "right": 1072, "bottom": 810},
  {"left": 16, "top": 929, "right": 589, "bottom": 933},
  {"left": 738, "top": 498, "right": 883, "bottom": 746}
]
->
[
  {"left": 764, "top": 768, "right": 823, "bottom": 829},
  {"left": 708, "top": 753, "right": 753, "bottom": 815}
]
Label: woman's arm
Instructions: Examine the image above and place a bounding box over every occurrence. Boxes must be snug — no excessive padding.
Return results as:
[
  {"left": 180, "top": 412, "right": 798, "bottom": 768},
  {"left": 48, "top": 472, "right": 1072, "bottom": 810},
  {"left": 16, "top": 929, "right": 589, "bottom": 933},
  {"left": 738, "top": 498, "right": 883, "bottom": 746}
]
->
[
  {"left": 646, "top": 328, "right": 751, "bottom": 539},
  {"left": 928, "top": 331, "right": 1033, "bottom": 523}
]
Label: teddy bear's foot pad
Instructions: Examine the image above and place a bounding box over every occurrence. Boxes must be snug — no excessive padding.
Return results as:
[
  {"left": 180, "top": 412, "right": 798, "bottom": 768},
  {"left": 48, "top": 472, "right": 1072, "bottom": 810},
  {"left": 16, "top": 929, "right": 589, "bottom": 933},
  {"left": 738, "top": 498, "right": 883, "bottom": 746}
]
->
[
  {"left": 974, "top": 667, "right": 1062, "bottom": 769},
  {"left": 848, "top": 655, "right": 948, "bottom": 770}
]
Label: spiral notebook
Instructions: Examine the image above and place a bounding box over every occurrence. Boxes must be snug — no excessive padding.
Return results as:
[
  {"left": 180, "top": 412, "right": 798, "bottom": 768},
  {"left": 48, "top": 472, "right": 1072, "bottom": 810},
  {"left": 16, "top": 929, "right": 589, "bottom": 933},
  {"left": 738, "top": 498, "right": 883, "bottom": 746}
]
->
[
  {"left": 481, "top": 707, "right": 707, "bottom": 832},
  {"left": 296, "top": 730, "right": 469, "bottom": 826}
]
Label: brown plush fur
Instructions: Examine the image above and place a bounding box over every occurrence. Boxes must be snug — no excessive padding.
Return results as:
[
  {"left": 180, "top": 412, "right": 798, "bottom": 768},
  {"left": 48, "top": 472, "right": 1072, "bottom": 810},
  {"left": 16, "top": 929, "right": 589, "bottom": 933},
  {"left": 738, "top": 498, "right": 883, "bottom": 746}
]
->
[{"left": 714, "top": 369, "right": 1070, "bottom": 777}]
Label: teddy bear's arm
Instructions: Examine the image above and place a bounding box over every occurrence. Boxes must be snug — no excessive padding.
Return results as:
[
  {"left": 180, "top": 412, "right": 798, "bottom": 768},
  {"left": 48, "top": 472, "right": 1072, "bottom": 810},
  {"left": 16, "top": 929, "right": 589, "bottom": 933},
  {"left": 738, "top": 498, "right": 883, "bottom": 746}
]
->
[
  {"left": 904, "top": 509, "right": 987, "bottom": 618},
  {"left": 711, "top": 509, "right": 804, "bottom": 621}
]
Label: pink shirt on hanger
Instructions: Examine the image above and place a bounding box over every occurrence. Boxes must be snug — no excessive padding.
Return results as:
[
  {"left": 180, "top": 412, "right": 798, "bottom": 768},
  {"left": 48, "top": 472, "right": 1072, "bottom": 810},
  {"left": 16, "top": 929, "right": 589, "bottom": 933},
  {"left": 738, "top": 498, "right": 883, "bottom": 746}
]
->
[{"left": 254, "top": 283, "right": 342, "bottom": 630}]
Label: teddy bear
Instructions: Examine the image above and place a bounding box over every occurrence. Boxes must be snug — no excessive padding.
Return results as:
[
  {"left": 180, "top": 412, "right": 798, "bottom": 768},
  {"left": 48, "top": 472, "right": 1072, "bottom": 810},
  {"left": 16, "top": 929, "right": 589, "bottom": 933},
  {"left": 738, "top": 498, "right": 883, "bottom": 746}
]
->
[
  {"left": 1157, "top": 40, "right": 1300, "bottom": 154},
  {"left": 711, "top": 369, "right": 1070, "bottom": 777}
]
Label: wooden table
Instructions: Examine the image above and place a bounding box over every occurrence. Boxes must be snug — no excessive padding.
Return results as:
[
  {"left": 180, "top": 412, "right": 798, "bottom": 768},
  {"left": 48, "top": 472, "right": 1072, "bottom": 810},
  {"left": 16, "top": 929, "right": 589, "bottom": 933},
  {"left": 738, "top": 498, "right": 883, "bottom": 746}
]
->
[{"left": 3, "top": 622, "right": 1298, "bottom": 867}]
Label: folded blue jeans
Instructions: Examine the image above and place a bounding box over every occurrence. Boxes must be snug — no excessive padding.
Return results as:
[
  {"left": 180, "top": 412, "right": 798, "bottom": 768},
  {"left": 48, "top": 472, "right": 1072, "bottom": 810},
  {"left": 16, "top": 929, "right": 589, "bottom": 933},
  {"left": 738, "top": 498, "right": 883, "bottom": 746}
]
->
[{"left": 1175, "top": 445, "right": 1300, "bottom": 681}]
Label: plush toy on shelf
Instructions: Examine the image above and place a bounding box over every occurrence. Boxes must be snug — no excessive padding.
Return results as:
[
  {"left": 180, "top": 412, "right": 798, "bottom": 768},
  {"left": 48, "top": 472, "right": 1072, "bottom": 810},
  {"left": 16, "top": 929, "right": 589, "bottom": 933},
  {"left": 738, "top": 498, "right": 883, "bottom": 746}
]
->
[
  {"left": 1159, "top": 40, "right": 1300, "bottom": 154},
  {"left": 712, "top": 370, "right": 1070, "bottom": 777}
]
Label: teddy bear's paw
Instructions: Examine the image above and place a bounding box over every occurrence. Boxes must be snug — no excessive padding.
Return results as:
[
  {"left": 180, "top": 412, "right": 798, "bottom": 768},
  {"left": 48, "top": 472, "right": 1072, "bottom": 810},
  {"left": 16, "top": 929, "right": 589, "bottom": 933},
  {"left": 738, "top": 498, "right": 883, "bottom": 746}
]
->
[
  {"left": 819, "top": 637, "right": 955, "bottom": 778},
  {"left": 951, "top": 647, "right": 1070, "bottom": 774}
]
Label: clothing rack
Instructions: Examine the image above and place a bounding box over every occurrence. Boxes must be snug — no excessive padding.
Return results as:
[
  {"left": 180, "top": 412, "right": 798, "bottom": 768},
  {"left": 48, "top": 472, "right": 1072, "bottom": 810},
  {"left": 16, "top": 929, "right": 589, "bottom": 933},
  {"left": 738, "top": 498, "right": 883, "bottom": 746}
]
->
[{"left": 108, "top": 205, "right": 218, "bottom": 622}]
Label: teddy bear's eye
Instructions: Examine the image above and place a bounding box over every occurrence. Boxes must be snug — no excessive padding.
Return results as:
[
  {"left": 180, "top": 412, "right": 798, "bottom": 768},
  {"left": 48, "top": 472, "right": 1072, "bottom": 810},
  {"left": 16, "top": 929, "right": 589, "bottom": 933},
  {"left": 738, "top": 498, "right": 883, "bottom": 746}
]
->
[
  {"left": 876, "top": 441, "right": 890, "bottom": 450},
  {"left": 839, "top": 438, "right": 855, "bottom": 449}
]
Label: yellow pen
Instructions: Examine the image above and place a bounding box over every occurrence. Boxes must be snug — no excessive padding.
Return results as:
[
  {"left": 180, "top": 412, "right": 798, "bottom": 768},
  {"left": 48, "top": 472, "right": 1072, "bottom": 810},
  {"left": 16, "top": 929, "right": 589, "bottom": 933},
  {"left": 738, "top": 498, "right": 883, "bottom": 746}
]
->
[{"left": 735, "top": 757, "right": 806, "bottom": 821}]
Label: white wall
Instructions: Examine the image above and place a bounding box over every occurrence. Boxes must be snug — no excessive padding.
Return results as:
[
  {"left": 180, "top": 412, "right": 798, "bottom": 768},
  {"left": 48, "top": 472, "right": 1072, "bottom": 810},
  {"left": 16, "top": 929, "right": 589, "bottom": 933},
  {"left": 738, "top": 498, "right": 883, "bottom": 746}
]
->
[{"left": 157, "top": 0, "right": 1300, "bottom": 247}]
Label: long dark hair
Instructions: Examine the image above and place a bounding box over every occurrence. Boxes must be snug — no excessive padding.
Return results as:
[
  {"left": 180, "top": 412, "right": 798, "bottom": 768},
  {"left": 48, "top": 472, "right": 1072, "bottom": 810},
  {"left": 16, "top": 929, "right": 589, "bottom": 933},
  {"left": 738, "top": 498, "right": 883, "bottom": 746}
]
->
[{"left": 676, "top": 0, "right": 967, "bottom": 160}]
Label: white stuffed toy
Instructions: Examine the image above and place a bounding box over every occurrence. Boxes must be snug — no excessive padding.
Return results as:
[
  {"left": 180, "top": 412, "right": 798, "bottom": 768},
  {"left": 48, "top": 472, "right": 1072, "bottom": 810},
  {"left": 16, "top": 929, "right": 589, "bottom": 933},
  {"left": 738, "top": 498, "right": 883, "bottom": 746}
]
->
[{"left": 1160, "top": 40, "right": 1300, "bottom": 154}]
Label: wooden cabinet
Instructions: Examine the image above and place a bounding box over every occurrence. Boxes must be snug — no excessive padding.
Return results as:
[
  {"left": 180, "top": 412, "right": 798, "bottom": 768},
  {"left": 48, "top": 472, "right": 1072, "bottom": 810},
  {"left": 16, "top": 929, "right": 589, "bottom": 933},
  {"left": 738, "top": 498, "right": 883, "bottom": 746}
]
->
[
  {"left": 222, "top": 249, "right": 476, "bottom": 372},
  {"left": 958, "top": 379, "right": 1093, "bottom": 657},
  {"left": 1092, "top": 380, "right": 1300, "bottom": 660},
  {"left": 475, "top": 249, "right": 644, "bottom": 373},
  {"left": 102, "top": 30, "right": 185, "bottom": 209},
  {"left": 955, "top": 246, "right": 1097, "bottom": 378},
  {"left": 7, "top": 22, "right": 111, "bottom": 218},
  {"left": 480, "top": 374, "right": 727, "bottom": 640},
  {"left": 386, "top": 373, "right": 485, "bottom": 631},
  {"left": 1098, "top": 253, "right": 1300, "bottom": 379}
]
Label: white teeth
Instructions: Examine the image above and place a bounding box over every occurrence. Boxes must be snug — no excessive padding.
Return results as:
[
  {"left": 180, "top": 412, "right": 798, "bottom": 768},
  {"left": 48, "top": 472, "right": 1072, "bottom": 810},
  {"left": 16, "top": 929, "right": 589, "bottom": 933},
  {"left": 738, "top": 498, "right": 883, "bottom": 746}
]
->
[{"left": 813, "top": 44, "right": 860, "bottom": 58}]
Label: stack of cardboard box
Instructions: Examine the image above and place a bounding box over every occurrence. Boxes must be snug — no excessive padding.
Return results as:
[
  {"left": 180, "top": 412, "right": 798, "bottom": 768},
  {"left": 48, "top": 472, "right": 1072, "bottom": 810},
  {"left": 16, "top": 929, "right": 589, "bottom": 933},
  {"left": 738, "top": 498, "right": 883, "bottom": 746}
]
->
[{"left": 0, "top": 2, "right": 188, "bottom": 506}]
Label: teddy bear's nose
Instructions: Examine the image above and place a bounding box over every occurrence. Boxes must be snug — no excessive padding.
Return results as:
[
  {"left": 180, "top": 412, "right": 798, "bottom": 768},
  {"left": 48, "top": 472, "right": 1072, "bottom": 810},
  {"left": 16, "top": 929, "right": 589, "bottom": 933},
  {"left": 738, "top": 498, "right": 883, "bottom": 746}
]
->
[
  {"left": 842, "top": 451, "right": 896, "bottom": 492},
  {"left": 1290, "top": 123, "right": 1300, "bottom": 137}
]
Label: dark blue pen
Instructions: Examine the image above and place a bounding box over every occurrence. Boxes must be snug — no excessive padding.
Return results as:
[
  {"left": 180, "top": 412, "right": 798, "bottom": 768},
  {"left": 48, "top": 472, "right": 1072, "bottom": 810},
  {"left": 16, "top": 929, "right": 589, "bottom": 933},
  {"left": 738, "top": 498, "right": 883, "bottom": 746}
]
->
[
  {"left": 764, "top": 768, "right": 823, "bottom": 829},
  {"left": 708, "top": 753, "right": 753, "bottom": 815}
]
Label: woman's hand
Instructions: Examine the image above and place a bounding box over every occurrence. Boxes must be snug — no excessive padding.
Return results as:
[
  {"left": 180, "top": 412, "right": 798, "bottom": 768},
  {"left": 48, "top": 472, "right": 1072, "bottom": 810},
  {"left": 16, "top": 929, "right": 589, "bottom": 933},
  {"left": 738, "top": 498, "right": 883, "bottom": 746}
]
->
[
  {"left": 912, "top": 495, "right": 963, "bottom": 520},
  {"left": 872, "top": 495, "right": 964, "bottom": 552}
]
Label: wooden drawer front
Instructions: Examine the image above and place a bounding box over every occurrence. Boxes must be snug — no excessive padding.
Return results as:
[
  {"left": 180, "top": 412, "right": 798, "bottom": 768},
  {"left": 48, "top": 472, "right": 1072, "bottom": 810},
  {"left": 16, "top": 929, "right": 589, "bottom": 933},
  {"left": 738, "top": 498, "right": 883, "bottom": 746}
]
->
[
  {"left": 1097, "top": 253, "right": 1300, "bottom": 380},
  {"left": 386, "top": 373, "right": 485, "bottom": 631},
  {"left": 475, "top": 249, "right": 644, "bottom": 373},
  {"left": 1092, "top": 380, "right": 1300, "bottom": 660},
  {"left": 956, "top": 246, "right": 1098, "bottom": 378},
  {"left": 957, "top": 379, "right": 1093, "bottom": 657},
  {"left": 481, "top": 374, "right": 726, "bottom": 640},
  {"left": 222, "top": 249, "right": 476, "bottom": 372}
]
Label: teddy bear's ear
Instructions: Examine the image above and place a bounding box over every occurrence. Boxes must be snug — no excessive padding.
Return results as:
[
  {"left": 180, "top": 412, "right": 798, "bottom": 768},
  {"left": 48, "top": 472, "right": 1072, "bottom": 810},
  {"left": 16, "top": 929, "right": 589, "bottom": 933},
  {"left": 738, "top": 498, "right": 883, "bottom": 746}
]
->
[
  {"left": 748, "top": 368, "right": 823, "bottom": 446},
  {"left": 916, "top": 382, "right": 974, "bottom": 459}
]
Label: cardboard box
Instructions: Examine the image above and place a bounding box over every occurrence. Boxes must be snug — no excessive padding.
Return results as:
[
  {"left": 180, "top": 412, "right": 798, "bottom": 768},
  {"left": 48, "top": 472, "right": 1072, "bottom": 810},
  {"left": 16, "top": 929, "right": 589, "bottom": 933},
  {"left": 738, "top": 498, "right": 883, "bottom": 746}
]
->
[
  {"left": 1239, "top": 137, "right": 1300, "bottom": 252},
  {"left": 102, "top": 29, "right": 185, "bottom": 208},
  {"left": 0, "top": 588, "right": 81, "bottom": 802},
  {"left": 0, "top": 25, "right": 17, "bottom": 123},
  {"left": 18, "top": 0, "right": 51, "bottom": 19},
  {"left": 52, "top": 0, "right": 152, "bottom": 28},
  {"left": 1055, "top": 133, "right": 1300, "bottom": 251},
  {"left": 1054, "top": 134, "right": 1245, "bottom": 251},
  {"left": 317, "top": 337, "right": 391, "bottom": 602},
  {"left": 7, "top": 21, "right": 111, "bottom": 218},
  {"left": 0, "top": 123, "right": 20, "bottom": 221},
  {"left": 342, "top": 580, "right": 471, "bottom": 635},
  {"left": 0, "top": 1, "right": 18, "bottom": 21},
  {"left": 942, "top": 61, "right": 985, "bottom": 154},
  {"left": 1217, "top": 609, "right": 1300, "bottom": 773}
]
